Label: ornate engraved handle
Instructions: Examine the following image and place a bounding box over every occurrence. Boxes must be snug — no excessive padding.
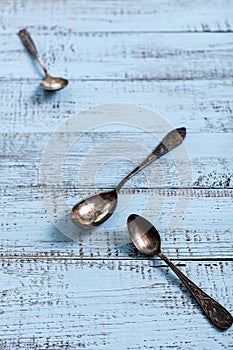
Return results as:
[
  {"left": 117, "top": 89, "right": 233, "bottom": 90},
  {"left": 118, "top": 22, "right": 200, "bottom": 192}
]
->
[
  {"left": 116, "top": 127, "right": 186, "bottom": 192},
  {"left": 18, "top": 29, "right": 39, "bottom": 57},
  {"left": 151, "top": 127, "right": 186, "bottom": 159},
  {"left": 18, "top": 29, "right": 47, "bottom": 74},
  {"left": 158, "top": 252, "right": 233, "bottom": 329}
]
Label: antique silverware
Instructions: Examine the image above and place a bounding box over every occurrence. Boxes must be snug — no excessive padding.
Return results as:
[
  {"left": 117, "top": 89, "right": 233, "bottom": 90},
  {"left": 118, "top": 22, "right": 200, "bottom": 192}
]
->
[
  {"left": 18, "top": 29, "right": 68, "bottom": 91},
  {"left": 71, "top": 127, "right": 186, "bottom": 228},
  {"left": 127, "top": 214, "right": 233, "bottom": 329}
]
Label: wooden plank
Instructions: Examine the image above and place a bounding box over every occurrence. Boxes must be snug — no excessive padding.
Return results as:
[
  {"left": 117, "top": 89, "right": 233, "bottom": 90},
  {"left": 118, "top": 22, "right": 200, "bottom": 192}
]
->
[
  {"left": 1, "top": 80, "right": 233, "bottom": 134},
  {"left": 2, "top": 33, "right": 233, "bottom": 80},
  {"left": 1, "top": 0, "right": 233, "bottom": 33},
  {"left": 1, "top": 1, "right": 232, "bottom": 349},
  {"left": 0, "top": 131, "right": 232, "bottom": 189},
  {"left": 1, "top": 188, "right": 233, "bottom": 258},
  {"left": 0, "top": 258, "right": 232, "bottom": 349}
]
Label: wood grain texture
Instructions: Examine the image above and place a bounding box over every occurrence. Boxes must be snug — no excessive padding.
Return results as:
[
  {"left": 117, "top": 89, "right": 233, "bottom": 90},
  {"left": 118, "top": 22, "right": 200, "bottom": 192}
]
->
[
  {"left": 0, "top": 80, "right": 233, "bottom": 134},
  {"left": 1, "top": 131, "right": 233, "bottom": 189},
  {"left": 1, "top": 188, "right": 233, "bottom": 258},
  {"left": 1, "top": 0, "right": 233, "bottom": 33},
  {"left": 0, "top": 259, "right": 232, "bottom": 350},
  {"left": 1, "top": 0, "right": 233, "bottom": 349},
  {"left": 2, "top": 32, "right": 233, "bottom": 81}
]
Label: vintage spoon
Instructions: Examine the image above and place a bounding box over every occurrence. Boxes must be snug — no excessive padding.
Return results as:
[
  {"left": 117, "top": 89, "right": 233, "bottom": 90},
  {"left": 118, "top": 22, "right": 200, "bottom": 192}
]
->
[
  {"left": 18, "top": 29, "right": 68, "bottom": 91},
  {"left": 127, "top": 214, "right": 233, "bottom": 329},
  {"left": 71, "top": 127, "right": 186, "bottom": 228}
]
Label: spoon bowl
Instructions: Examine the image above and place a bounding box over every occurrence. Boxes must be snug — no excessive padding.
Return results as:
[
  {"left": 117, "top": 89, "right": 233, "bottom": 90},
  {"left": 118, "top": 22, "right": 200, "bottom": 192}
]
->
[
  {"left": 127, "top": 213, "right": 161, "bottom": 255},
  {"left": 71, "top": 190, "right": 117, "bottom": 228},
  {"left": 71, "top": 127, "right": 186, "bottom": 228},
  {"left": 41, "top": 73, "right": 68, "bottom": 91},
  {"left": 127, "top": 214, "right": 233, "bottom": 330}
]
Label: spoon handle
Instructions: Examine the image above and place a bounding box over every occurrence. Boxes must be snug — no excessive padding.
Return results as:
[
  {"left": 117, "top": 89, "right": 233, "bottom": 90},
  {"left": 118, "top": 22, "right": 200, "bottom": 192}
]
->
[
  {"left": 18, "top": 29, "right": 48, "bottom": 74},
  {"left": 116, "top": 127, "right": 186, "bottom": 192},
  {"left": 158, "top": 252, "right": 233, "bottom": 329}
]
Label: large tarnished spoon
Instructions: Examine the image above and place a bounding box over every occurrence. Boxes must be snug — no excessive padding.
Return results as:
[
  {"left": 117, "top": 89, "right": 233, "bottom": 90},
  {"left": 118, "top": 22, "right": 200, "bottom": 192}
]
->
[
  {"left": 127, "top": 214, "right": 233, "bottom": 330},
  {"left": 71, "top": 127, "right": 186, "bottom": 228}
]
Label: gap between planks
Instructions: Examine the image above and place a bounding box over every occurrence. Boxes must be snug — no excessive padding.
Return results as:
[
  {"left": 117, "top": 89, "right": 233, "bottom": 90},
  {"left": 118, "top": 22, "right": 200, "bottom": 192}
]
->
[{"left": 0, "top": 256, "right": 232, "bottom": 262}]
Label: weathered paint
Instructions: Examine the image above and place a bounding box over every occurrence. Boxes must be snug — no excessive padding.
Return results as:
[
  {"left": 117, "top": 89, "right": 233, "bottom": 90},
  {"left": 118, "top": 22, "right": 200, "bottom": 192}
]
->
[{"left": 0, "top": 0, "right": 233, "bottom": 349}]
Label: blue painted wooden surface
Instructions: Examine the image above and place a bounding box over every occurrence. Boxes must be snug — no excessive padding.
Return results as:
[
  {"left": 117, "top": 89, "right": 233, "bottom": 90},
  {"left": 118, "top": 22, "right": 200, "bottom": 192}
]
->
[{"left": 0, "top": 1, "right": 233, "bottom": 349}]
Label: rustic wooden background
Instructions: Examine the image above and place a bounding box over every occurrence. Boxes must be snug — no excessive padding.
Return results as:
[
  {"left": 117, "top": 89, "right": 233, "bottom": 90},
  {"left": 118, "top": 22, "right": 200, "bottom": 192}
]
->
[{"left": 0, "top": 1, "right": 233, "bottom": 349}]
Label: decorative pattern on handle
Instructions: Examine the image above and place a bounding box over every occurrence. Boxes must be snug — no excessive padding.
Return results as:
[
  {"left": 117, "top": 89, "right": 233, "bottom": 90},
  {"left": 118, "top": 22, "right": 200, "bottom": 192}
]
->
[
  {"left": 152, "top": 127, "right": 186, "bottom": 158},
  {"left": 116, "top": 127, "right": 186, "bottom": 192},
  {"left": 18, "top": 29, "right": 39, "bottom": 58},
  {"left": 137, "top": 127, "right": 186, "bottom": 170},
  {"left": 18, "top": 28, "right": 48, "bottom": 75},
  {"left": 158, "top": 252, "right": 233, "bottom": 329}
]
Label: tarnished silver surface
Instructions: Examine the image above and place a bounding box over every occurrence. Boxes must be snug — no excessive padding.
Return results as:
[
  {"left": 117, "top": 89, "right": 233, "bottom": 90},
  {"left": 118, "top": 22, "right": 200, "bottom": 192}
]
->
[
  {"left": 71, "top": 127, "right": 186, "bottom": 228},
  {"left": 18, "top": 29, "right": 68, "bottom": 91},
  {"left": 40, "top": 73, "right": 68, "bottom": 91},
  {"left": 71, "top": 190, "right": 118, "bottom": 229},
  {"left": 127, "top": 214, "right": 233, "bottom": 330}
]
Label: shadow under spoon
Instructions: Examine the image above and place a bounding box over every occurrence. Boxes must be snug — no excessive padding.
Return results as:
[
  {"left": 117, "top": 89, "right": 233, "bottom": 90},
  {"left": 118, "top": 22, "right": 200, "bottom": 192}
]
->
[
  {"left": 18, "top": 28, "right": 68, "bottom": 91},
  {"left": 127, "top": 213, "right": 233, "bottom": 330},
  {"left": 71, "top": 127, "right": 186, "bottom": 228}
]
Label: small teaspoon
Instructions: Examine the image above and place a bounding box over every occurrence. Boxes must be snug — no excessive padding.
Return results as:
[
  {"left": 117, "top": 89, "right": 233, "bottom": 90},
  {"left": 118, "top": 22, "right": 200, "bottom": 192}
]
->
[
  {"left": 71, "top": 127, "right": 186, "bottom": 228},
  {"left": 18, "top": 29, "right": 68, "bottom": 91},
  {"left": 127, "top": 214, "right": 233, "bottom": 330}
]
